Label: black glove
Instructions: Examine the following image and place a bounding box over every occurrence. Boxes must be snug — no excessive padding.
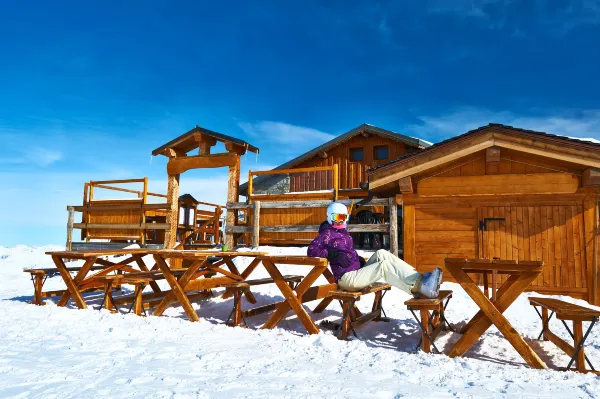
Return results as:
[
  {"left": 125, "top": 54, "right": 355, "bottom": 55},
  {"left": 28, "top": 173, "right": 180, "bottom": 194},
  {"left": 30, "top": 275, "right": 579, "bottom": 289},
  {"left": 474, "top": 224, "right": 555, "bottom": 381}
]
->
[
  {"left": 326, "top": 249, "right": 339, "bottom": 262},
  {"left": 359, "top": 257, "right": 366, "bottom": 268}
]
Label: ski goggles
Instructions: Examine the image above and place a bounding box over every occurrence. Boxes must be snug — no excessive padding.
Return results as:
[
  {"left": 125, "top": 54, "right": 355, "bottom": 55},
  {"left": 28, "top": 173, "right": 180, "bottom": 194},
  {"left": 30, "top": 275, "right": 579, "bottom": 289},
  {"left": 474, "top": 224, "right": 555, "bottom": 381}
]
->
[{"left": 331, "top": 213, "right": 349, "bottom": 222}]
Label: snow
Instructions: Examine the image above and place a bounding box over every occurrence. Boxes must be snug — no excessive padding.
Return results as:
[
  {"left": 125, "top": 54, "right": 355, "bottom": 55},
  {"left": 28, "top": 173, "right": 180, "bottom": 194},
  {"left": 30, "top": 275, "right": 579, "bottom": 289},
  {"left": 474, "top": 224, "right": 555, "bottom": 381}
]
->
[
  {"left": 1, "top": 245, "right": 599, "bottom": 398},
  {"left": 567, "top": 136, "right": 600, "bottom": 144}
]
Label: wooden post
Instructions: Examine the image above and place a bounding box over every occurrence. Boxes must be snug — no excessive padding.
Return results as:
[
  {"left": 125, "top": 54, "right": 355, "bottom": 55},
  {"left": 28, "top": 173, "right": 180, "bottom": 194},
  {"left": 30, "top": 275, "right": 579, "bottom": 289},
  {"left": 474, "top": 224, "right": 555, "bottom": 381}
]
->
[
  {"left": 226, "top": 154, "right": 241, "bottom": 248},
  {"left": 404, "top": 204, "right": 416, "bottom": 265},
  {"left": 252, "top": 201, "right": 261, "bottom": 248},
  {"left": 389, "top": 197, "right": 398, "bottom": 257},
  {"left": 573, "top": 321, "right": 585, "bottom": 372},
  {"left": 66, "top": 206, "right": 74, "bottom": 251},
  {"left": 333, "top": 164, "right": 339, "bottom": 200},
  {"left": 248, "top": 170, "right": 253, "bottom": 198},
  {"left": 583, "top": 195, "right": 597, "bottom": 304},
  {"left": 164, "top": 174, "right": 180, "bottom": 249},
  {"left": 215, "top": 205, "right": 222, "bottom": 244}
]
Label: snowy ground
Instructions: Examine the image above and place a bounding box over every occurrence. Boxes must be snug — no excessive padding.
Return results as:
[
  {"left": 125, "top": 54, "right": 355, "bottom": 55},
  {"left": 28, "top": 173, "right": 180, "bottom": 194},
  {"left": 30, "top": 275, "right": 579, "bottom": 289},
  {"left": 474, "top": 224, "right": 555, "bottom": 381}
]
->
[{"left": 0, "top": 245, "right": 599, "bottom": 398}]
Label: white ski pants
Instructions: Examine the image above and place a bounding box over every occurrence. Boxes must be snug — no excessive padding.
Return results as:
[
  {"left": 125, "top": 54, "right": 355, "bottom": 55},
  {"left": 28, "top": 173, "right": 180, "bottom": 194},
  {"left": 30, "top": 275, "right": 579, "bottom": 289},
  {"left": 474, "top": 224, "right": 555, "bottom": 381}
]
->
[{"left": 337, "top": 249, "right": 421, "bottom": 294}]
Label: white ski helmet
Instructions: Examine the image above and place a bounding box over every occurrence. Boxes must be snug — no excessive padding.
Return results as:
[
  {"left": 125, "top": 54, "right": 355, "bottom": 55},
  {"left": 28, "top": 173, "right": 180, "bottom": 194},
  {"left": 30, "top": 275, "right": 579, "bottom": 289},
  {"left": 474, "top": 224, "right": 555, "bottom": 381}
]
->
[{"left": 327, "top": 202, "right": 349, "bottom": 225}]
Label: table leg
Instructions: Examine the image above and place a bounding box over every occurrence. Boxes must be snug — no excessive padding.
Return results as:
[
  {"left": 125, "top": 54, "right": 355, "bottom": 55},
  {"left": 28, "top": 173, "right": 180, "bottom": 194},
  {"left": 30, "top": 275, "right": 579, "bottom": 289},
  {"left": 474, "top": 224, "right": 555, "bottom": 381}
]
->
[
  {"left": 223, "top": 257, "right": 256, "bottom": 304},
  {"left": 541, "top": 307, "right": 549, "bottom": 341},
  {"left": 448, "top": 267, "right": 546, "bottom": 369},
  {"left": 222, "top": 258, "right": 262, "bottom": 300},
  {"left": 421, "top": 310, "right": 431, "bottom": 353},
  {"left": 134, "top": 255, "right": 162, "bottom": 293},
  {"left": 573, "top": 321, "right": 585, "bottom": 372},
  {"left": 133, "top": 284, "right": 146, "bottom": 316},
  {"left": 32, "top": 273, "right": 45, "bottom": 305},
  {"left": 460, "top": 274, "right": 520, "bottom": 335},
  {"left": 79, "top": 257, "right": 139, "bottom": 290},
  {"left": 152, "top": 256, "right": 204, "bottom": 321},
  {"left": 55, "top": 256, "right": 97, "bottom": 308},
  {"left": 262, "top": 259, "right": 325, "bottom": 334}
]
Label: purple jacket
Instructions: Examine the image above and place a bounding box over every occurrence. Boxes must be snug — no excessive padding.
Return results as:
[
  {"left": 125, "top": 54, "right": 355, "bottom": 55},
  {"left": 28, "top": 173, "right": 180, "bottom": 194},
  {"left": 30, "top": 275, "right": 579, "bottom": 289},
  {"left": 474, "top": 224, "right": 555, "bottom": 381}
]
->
[{"left": 307, "top": 221, "right": 361, "bottom": 281}]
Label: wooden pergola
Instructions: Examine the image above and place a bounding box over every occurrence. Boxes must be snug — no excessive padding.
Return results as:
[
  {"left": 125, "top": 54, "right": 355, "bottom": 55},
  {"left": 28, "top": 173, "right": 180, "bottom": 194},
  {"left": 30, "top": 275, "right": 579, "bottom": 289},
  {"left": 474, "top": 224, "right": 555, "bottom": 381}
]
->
[{"left": 152, "top": 125, "right": 259, "bottom": 249}]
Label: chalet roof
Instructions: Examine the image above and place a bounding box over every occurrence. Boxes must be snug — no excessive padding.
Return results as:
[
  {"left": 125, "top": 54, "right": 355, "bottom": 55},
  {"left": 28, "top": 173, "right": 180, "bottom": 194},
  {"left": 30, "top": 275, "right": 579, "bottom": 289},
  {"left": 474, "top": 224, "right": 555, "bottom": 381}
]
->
[
  {"left": 239, "top": 123, "right": 430, "bottom": 196},
  {"left": 366, "top": 123, "right": 600, "bottom": 192},
  {"left": 152, "top": 125, "right": 259, "bottom": 156},
  {"left": 367, "top": 123, "right": 600, "bottom": 174}
]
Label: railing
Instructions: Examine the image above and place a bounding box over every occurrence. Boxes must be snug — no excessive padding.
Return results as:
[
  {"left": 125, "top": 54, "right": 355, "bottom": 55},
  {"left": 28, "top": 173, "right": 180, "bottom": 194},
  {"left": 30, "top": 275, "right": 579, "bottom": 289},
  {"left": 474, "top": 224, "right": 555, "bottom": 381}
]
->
[
  {"left": 225, "top": 197, "right": 398, "bottom": 256},
  {"left": 248, "top": 164, "right": 339, "bottom": 200},
  {"left": 66, "top": 178, "right": 170, "bottom": 250},
  {"left": 84, "top": 178, "right": 167, "bottom": 203}
]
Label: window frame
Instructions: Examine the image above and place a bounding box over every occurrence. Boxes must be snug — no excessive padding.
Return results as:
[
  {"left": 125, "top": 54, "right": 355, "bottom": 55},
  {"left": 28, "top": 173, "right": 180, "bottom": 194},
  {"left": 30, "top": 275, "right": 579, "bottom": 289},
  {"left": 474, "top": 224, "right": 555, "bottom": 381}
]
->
[
  {"left": 349, "top": 147, "right": 364, "bottom": 162},
  {"left": 373, "top": 145, "right": 389, "bottom": 161}
]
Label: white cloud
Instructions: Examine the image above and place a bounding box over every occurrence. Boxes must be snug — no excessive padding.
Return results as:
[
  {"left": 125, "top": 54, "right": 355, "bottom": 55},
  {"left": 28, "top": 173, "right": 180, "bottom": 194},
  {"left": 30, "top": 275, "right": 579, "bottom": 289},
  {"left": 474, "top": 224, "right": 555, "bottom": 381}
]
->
[
  {"left": 408, "top": 107, "right": 600, "bottom": 143},
  {"left": 0, "top": 148, "right": 63, "bottom": 167},
  {"left": 238, "top": 121, "right": 335, "bottom": 145}
]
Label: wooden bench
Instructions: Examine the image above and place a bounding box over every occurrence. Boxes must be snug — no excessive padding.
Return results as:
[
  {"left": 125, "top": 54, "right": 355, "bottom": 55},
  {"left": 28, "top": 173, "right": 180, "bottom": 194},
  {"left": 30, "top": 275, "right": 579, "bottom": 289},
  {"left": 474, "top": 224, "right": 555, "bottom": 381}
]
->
[
  {"left": 326, "top": 282, "right": 392, "bottom": 340},
  {"left": 225, "top": 282, "right": 251, "bottom": 327},
  {"left": 404, "top": 290, "right": 453, "bottom": 354},
  {"left": 94, "top": 275, "right": 154, "bottom": 316},
  {"left": 24, "top": 266, "right": 108, "bottom": 305},
  {"left": 529, "top": 297, "right": 600, "bottom": 374}
]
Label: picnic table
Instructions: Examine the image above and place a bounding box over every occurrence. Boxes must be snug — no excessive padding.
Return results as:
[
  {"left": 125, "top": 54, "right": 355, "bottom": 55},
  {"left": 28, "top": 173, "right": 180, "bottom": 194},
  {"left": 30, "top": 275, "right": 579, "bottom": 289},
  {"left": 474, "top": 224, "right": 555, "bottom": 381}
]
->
[
  {"left": 44, "top": 249, "right": 267, "bottom": 320},
  {"left": 146, "top": 250, "right": 268, "bottom": 322},
  {"left": 445, "top": 258, "right": 547, "bottom": 369},
  {"left": 255, "top": 255, "right": 335, "bottom": 334}
]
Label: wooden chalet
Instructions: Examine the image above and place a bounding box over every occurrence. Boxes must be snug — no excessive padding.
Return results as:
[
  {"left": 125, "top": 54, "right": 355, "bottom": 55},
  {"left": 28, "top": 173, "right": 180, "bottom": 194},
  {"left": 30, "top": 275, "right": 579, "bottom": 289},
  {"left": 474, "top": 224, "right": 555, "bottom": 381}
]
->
[
  {"left": 367, "top": 123, "right": 600, "bottom": 305},
  {"left": 238, "top": 123, "right": 431, "bottom": 245}
]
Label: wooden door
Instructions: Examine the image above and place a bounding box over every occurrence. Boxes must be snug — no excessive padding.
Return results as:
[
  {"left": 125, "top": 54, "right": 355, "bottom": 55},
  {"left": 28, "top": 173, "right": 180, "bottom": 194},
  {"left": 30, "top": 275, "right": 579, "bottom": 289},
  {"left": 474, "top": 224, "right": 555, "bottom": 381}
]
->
[{"left": 479, "top": 206, "right": 587, "bottom": 292}]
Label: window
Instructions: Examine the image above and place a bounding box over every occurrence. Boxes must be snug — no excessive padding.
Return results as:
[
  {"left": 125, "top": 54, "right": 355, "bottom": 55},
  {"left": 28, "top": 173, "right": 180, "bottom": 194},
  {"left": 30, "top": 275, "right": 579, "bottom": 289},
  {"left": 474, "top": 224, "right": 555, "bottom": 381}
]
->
[
  {"left": 349, "top": 147, "right": 364, "bottom": 162},
  {"left": 374, "top": 145, "right": 389, "bottom": 160}
]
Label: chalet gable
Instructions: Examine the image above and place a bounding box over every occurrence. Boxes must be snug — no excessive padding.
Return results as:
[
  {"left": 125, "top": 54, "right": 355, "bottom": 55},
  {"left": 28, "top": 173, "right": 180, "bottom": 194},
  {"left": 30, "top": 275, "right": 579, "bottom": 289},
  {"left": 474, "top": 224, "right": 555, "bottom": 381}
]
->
[{"left": 367, "top": 123, "right": 600, "bottom": 193}]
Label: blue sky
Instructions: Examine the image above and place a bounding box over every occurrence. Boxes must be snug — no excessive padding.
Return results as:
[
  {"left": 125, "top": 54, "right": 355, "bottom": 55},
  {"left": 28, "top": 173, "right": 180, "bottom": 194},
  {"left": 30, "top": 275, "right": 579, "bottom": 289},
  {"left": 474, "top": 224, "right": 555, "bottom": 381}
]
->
[{"left": 2, "top": 0, "right": 600, "bottom": 246}]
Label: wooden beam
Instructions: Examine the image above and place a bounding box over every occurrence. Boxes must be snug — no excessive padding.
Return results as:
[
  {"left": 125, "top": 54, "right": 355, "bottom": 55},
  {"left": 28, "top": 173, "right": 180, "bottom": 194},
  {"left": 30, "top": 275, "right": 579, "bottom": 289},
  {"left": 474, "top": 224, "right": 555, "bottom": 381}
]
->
[
  {"left": 227, "top": 224, "right": 391, "bottom": 233},
  {"left": 167, "top": 153, "right": 238, "bottom": 175},
  {"left": 66, "top": 206, "right": 74, "bottom": 251},
  {"left": 494, "top": 139, "right": 600, "bottom": 169},
  {"left": 73, "top": 223, "right": 169, "bottom": 230},
  {"left": 404, "top": 205, "right": 416, "bottom": 265},
  {"left": 164, "top": 174, "right": 179, "bottom": 249},
  {"left": 398, "top": 176, "right": 413, "bottom": 193},
  {"left": 225, "top": 141, "right": 247, "bottom": 155},
  {"left": 486, "top": 146, "right": 501, "bottom": 163},
  {"left": 194, "top": 133, "right": 217, "bottom": 156},
  {"left": 583, "top": 168, "right": 600, "bottom": 187},
  {"left": 226, "top": 198, "right": 390, "bottom": 209},
  {"left": 226, "top": 154, "right": 241, "bottom": 248},
  {"left": 417, "top": 173, "right": 580, "bottom": 196},
  {"left": 252, "top": 201, "right": 260, "bottom": 248},
  {"left": 389, "top": 197, "right": 398, "bottom": 256},
  {"left": 583, "top": 195, "right": 597, "bottom": 304}
]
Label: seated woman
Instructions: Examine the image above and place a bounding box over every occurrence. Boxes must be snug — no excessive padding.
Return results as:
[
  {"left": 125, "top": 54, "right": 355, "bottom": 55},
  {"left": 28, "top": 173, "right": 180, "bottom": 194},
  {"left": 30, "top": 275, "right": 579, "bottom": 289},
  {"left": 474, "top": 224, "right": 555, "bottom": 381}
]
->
[{"left": 307, "top": 202, "right": 442, "bottom": 299}]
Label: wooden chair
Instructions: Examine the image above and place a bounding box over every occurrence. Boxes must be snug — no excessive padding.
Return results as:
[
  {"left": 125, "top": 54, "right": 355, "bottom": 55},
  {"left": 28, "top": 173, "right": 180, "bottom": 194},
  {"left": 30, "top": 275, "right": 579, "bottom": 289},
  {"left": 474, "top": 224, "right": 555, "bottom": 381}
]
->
[
  {"left": 404, "top": 290, "right": 453, "bottom": 354},
  {"left": 529, "top": 297, "right": 600, "bottom": 374},
  {"left": 326, "top": 282, "right": 392, "bottom": 340}
]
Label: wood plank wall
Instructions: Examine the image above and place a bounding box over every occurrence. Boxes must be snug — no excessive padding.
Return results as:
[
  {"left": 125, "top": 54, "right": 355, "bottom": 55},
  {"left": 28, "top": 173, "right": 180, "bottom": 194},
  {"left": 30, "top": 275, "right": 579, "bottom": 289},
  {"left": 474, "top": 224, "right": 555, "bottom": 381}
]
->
[{"left": 294, "top": 134, "right": 419, "bottom": 190}]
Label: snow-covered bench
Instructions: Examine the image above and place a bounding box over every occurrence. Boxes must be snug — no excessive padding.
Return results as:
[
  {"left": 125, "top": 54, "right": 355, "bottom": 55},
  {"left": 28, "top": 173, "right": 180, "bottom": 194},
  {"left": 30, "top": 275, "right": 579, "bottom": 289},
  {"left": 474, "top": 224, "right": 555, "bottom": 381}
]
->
[{"left": 529, "top": 297, "right": 600, "bottom": 374}]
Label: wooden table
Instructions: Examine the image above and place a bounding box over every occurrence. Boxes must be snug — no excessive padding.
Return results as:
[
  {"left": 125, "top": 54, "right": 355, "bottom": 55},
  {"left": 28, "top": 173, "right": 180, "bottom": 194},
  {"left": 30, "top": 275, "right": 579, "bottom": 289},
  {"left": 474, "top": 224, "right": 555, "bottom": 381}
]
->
[
  {"left": 46, "top": 249, "right": 152, "bottom": 309},
  {"left": 445, "top": 258, "right": 547, "bottom": 369},
  {"left": 257, "top": 255, "right": 335, "bottom": 334},
  {"left": 146, "top": 250, "right": 268, "bottom": 322}
]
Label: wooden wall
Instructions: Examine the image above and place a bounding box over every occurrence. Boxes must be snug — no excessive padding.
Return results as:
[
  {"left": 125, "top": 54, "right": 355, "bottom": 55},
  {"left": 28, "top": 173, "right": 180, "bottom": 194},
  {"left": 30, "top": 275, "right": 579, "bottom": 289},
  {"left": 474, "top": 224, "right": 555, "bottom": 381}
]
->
[
  {"left": 294, "top": 134, "right": 420, "bottom": 190},
  {"left": 400, "top": 147, "right": 599, "bottom": 304}
]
